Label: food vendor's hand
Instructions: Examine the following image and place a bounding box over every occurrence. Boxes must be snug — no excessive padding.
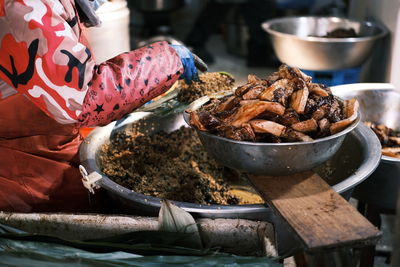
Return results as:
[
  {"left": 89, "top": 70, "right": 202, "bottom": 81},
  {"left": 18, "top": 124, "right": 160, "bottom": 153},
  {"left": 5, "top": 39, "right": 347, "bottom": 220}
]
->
[{"left": 170, "top": 44, "right": 208, "bottom": 84}]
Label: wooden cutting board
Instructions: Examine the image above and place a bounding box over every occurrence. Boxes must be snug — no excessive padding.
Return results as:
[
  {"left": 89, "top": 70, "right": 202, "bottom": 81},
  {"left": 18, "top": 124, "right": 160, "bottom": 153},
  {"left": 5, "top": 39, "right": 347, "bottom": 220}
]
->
[{"left": 248, "top": 171, "right": 381, "bottom": 251}]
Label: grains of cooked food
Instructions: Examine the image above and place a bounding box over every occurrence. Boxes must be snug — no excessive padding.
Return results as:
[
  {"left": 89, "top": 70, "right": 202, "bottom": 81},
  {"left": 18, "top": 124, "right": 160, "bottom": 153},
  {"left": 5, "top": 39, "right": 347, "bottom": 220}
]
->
[
  {"left": 100, "top": 126, "right": 264, "bottom": 205},
  {"left": 177, "top": 72, "right": 235, "bottom": 103},
  {"left": 188, "top": 64, "right": 359, "bottom": 142},
  {"left": 365, "top": 121, "right": 400, "bottom": 158}
]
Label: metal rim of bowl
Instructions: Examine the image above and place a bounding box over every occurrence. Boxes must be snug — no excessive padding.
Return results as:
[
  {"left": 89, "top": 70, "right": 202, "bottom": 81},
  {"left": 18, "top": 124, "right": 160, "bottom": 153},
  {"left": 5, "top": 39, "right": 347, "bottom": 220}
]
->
[
  {"left": 262, "top": 16, "right": 389, "bottom": 43},
  {"left": 183, "top": 109, "right": 361, "bottom": 147},
  {"left": 331, "top": 123, "right": 381, "bottom": 192},
  {"left": 331, "top": 83, "right": 400, "bottom": 164}
]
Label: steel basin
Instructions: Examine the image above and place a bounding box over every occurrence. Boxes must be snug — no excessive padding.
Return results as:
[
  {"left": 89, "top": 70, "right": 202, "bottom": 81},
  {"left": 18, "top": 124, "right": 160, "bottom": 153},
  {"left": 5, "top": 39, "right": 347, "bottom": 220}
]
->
[
  {"left": 262, "top": 16, "right": 388, "bottom": 70},
  {"left": 332, "top": 83, "right": 400, "bottom": 210},
  {"left": 78, "top": 110, "right": 381, "bottom": 216},
  {"left": 79, "top": 110, "right": 381, "bottom": 255},
  {"left": 183, "top": 99, "right": 360, "bottom": 176}
]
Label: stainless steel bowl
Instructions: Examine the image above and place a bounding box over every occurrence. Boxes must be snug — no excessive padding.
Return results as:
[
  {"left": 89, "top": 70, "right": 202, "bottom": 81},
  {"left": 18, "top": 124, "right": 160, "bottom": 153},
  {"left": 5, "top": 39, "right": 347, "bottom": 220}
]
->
[
  {"left": 183, "top": 109, "right": 360, "bottom": 176},
  {"left": 332, "top": 83, "right": 400, "bottom": 210},
  {"left": 79, "top": 110, "right": 381, "bottom": 255},
  {"left": 262, "top": 16, "right": 388, "bottom": 70}
]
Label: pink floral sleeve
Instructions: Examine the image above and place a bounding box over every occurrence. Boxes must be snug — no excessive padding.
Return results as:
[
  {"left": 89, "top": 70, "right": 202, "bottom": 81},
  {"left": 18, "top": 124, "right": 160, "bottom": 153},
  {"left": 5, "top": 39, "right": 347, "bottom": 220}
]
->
[{"left": 78, "top": 42, "right": 183, "bottom": 127}]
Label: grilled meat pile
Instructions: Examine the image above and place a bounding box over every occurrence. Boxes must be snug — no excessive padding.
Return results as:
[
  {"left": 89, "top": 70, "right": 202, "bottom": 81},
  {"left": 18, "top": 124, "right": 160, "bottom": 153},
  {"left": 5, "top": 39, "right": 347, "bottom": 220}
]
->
[
  {"left": 365, "top": 122, "right": 400, "bottom": 158},
  {"left": 189, "top": 64, "right": 359, "bottom": 143}
]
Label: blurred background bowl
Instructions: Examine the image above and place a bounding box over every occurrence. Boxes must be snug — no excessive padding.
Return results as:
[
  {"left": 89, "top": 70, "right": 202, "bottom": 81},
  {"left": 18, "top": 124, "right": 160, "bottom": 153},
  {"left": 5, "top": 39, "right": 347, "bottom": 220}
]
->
[
  {"left": 183, "top": 106, "right": 360, "bottom": 176},
  {"left": 332, "top": 83, "right": 400, "bottom": 210},
  {"left": 262, "top": 16, "right": 388, "bottom": 71}
]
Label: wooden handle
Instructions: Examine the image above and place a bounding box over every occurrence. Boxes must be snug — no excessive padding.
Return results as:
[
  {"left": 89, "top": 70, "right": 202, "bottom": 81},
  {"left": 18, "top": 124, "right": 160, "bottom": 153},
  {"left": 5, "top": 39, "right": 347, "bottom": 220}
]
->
[{"left": 248, "top": 171, "right": 381, "bottom": 251}]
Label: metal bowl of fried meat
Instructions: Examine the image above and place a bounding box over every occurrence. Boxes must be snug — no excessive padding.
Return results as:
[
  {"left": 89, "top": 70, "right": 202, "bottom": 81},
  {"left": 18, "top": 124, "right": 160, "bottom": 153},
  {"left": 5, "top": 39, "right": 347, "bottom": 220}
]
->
[{"left": 184, "top": 96, "right": 361, "bottom": 176}]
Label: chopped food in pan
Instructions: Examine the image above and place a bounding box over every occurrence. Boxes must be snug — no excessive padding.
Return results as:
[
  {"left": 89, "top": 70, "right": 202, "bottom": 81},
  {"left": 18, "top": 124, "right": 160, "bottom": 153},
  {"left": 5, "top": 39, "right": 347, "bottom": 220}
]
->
[
  {"left": 365, "top": 122, "right": 400, "bottom": 158},
  {"left": 177, "top": 72, "right": 235, "bottom": 103},
  {"left": 100, "top": 126, "right": 264, "bottom": 205},
  {"left": 188, "top": 64, "right": 359, "bottom": 142}
]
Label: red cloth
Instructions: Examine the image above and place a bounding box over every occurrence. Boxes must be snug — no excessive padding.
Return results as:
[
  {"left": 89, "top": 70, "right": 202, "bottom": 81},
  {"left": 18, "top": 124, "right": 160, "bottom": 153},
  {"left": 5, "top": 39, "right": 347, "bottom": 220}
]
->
[
  {"left": 0, "top": 93, "right": 88, "bottom": 212},
  {"left": 0, "top": 0, "right": 183, "bottom": 212}
]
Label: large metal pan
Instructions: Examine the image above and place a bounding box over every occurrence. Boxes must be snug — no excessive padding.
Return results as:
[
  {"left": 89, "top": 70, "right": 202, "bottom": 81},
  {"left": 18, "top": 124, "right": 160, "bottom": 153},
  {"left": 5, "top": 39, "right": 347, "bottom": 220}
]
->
[
  {"left": 80, "top": 110, "right": 380, "bottom": 214},
  {"left": 79, "top": 110, "right": 381, "bottom": 255}
]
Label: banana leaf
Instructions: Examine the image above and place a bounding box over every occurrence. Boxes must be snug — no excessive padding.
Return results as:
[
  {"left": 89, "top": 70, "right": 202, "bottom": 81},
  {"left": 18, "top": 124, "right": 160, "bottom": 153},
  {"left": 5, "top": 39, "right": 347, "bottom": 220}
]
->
[{"left": 0, "top": 223, "right": 281, "bottom": 266}]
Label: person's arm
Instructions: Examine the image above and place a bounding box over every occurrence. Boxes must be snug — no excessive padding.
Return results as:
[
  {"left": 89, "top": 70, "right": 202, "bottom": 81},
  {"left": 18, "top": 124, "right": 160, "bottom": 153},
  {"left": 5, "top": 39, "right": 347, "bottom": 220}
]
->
[
  {"left": 78, "top": 42, "right": 183, "bottom": 126},
  {"left": 0, "top": 0, "right": 183, "bottom": 127}
]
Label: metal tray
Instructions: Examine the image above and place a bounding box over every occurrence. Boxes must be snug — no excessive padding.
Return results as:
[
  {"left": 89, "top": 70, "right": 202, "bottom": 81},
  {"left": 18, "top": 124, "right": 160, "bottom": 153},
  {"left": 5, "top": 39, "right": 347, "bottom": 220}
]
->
[{"left": 79, "top": 110, "right": 381, "bottom": 255}]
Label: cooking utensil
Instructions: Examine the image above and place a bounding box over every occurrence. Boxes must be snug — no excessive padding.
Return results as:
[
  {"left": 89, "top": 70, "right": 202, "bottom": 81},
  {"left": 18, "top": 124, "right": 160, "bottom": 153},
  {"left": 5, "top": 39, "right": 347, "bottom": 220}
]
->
[
  {"left": 262, "top": 16, "right": 388, "bottom": 70},
  {"left": 184, "top": 96, "right": 380, "bottom": 250},
  {"left": 79, "top": 110, "right": 381, "bottom": 254},
  {"left": 332, "top": 83, "right": 400, "bottom": 210},
  {"left": 183, "top": 97, "right": 360, "bottom": 176}
]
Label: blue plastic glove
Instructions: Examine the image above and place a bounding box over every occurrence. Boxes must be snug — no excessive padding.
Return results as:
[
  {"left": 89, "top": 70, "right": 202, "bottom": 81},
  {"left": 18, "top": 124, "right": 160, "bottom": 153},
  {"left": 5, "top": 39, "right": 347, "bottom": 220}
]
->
[{"left": 170, "top": 44, "right": 200, "bottom": 84}]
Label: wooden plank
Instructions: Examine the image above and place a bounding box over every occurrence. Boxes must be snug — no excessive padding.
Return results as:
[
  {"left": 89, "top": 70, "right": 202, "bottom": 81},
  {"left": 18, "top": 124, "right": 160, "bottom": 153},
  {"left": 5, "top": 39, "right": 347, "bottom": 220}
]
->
[{"left": 248, "top": 171, "right": 382, "bottom": 251}]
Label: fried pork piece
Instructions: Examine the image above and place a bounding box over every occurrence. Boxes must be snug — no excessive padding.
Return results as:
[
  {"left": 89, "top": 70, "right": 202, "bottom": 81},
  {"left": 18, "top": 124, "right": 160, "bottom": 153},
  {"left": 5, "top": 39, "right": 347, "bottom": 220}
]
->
[
  {"left": 235, "top": 74, "right": 269, "bottom": 97},
  {"left": 190, "top": 111, "right": 221, "bottom": 131},
  {"left": 311, "top": 108, "right": 326, "bottom": 120},
  {"left": 226, "top": 100, "right": 285, "bottom": 127},
  {"left": 250, "top": 120, "right": 286, "bottom": 137},
  {"left": 266, "top": 71, "right": 281, "bottom": 84},
  {"left": 290, "top": 87, "right": 309, "bottom": 114},
  {"left": 305, "top": 94, "right": 343, "bottom": 122},
  {"left": 213, "top": 95, "right": 241, "bottom": 119},
  {"left": 284, "top": 128, "right": 314, "bottom": 142},
  {"left": 259, "top": 78, "right": 293, "bottom": 105},
  {"left": 235, "top": 83, "right": 253, "bottom": 98},
  {"left": 216, "top": 124, "right": 256, "bottom": 141},
  {"left": 318, "top": 118, "right": 331, "bottom": 134},
  {"left": 190, "top": 112, "right": 208, "bottom": 131},
  {"left": 309, "top": 83, "right": 331, "bottom": 97},
  {"left": 330, "top": 99, "right": 359, "bottom": 134},
  {"left": 242, "top": 85, "right": 267, "bottom": 100},
  {"left": 278, "top": 64, "right": 312, "bottom": 82},
  {"left": 276, "top": 108, "right": 300, "bottom": 126},
  {"left": 247, "top": 74, "right": 260, "bottom": 83},
  {"left": 291, "top": 118, "right": 318, "bottom": 133}
]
